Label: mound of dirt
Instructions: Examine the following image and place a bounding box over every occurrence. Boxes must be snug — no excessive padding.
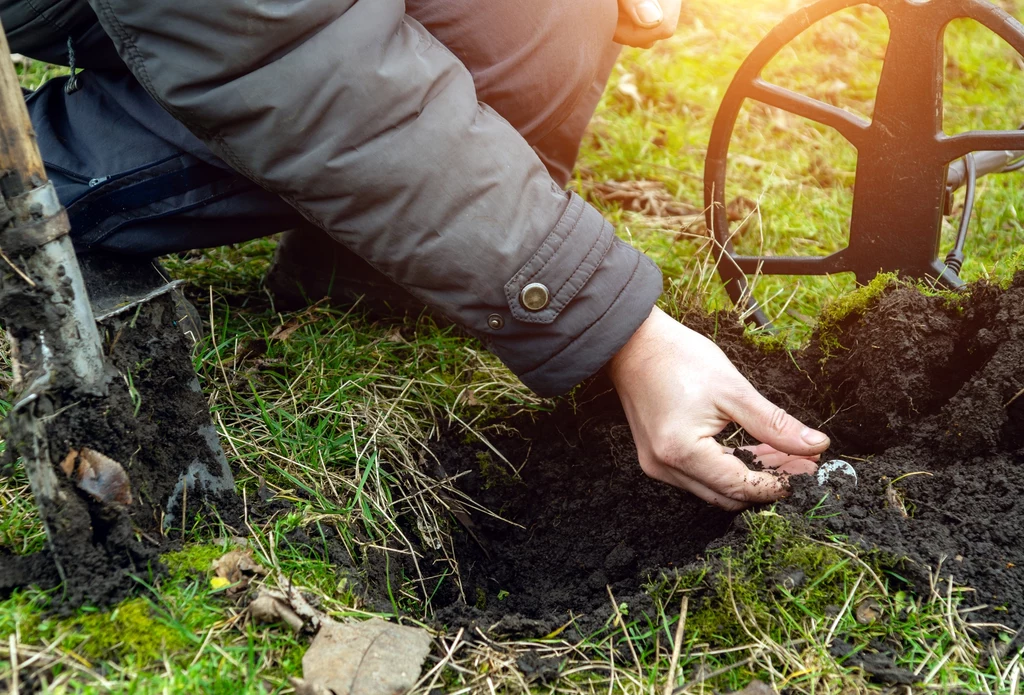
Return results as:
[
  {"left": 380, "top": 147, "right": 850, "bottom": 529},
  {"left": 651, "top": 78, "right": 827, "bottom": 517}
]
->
[
  {"left": 431, "top": 273, "right": 1024, "bottom": 632},
  {"left": 782, "top": 277, "right": 1024, "bottom": 626}
]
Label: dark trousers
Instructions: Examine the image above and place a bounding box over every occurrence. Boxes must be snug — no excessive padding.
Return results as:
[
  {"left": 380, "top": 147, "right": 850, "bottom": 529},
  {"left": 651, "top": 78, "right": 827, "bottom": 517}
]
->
[{"left": 2, "top": 0, "right": 620, "bottom": 256}]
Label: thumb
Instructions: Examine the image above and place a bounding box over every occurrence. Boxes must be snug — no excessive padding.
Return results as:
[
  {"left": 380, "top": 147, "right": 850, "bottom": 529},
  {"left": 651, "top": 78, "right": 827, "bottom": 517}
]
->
[
  {"left": 627, "top": 0, "right": 664, "bottom": 27},
  {"left": 723, "top": 381, "right": 830, "bottom": 456}
]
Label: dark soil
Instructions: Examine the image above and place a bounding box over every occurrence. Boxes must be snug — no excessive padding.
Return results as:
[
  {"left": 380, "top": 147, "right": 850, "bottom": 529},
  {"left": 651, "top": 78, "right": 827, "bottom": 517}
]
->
[
  {"left": 431, "top": 391, "right": 737, "bottom": 635},
  {"left": 431, "top": 273, "right": 1024, "bottom": 633}
]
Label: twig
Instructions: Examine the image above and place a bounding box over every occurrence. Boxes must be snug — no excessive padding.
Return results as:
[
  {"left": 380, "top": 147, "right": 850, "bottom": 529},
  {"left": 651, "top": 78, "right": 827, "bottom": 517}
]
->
[
  {"left": 664, "top": 595, "right": 689, "bottom": 695},
  {"left": 1005, "top": 386, "right": 1024, "bottom": 409},
  {"left": 9, "top": 633, "right": 18, "bottom": 695},
  {"left": 0, "top": 245, "right": 35, "bottom": 287},
  {"left": 607, "top": 586, "right": 643, "bottom": 677}
]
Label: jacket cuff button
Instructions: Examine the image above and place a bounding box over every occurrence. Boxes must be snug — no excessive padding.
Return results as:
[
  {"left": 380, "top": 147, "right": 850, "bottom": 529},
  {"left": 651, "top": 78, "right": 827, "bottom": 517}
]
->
[
  {"left": 519, "top": 283, "right": 550, "bottom": 311},
  {"left": 487, "top": 313, "right": 504, "bottom": 330}
]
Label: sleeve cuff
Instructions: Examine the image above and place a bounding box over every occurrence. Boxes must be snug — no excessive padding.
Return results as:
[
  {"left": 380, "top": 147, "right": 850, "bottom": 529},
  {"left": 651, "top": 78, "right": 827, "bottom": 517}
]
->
[{"left": 486, "top": 194, "right": 662, "bottom": 397}]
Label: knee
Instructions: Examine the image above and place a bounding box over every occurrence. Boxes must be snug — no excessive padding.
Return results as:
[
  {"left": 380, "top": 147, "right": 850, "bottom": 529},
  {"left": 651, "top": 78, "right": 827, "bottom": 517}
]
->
[{"left": 407, "top": 0, "right": 620, "bottom": 144}]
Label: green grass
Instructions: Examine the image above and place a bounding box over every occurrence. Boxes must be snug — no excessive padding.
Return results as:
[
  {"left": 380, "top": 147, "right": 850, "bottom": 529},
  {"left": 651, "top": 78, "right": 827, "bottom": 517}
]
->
[{"left": 4, "top": 0, "right": 1024, "bottom": 691}]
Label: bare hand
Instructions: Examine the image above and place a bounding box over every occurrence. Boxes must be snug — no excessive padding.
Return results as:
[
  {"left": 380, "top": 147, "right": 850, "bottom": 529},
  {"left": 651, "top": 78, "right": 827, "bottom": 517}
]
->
[
  {"left": 614, "top": 0, "right": 683, "bottom": 48},
  {"left": 607, "top": 307, "right": 830, "bottom": 511}
]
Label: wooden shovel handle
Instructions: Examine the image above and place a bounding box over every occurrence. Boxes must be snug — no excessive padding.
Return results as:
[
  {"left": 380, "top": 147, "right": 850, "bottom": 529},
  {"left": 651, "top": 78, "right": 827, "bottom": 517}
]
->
[{"left": 0, "top": 18, "right": 48, "bottom": 198}]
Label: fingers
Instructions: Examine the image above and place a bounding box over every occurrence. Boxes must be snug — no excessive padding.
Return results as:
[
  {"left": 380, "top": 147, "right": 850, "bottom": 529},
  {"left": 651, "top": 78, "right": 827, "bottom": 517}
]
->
[
  {"left": 733, "top": 444, "right": 820, "bottom": 473},
  {"left": 722, "top": 381, "right": 831, "bottom": 457},
  {"left": 626, "top": 0, "right": 664, "bottom": 27},
  {"left": 648, "top": 439, "right": 795, "bottom": 510},
  {"left": 614, "top": 0, "right": 680, "bottom": 48}
]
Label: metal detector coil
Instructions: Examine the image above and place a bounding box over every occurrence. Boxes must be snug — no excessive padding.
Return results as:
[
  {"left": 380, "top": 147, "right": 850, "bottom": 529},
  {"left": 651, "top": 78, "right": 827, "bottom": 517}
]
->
[{"left": 704, "top": 0, "right": 1024, "bottom": 325}]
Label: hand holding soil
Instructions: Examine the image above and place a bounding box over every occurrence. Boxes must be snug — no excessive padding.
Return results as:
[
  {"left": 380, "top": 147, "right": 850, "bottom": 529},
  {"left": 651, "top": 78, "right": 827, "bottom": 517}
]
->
[{"left": 608, "top": 306, "right": 829, "bottom": 510}]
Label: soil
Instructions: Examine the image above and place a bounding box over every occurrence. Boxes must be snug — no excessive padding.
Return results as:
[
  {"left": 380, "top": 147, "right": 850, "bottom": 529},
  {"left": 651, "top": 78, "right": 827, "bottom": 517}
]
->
[
  {"left": 430, "top": 390, "right": 737, "bottom": 636},
  {"left": 430, "top": 273, "right": 1024, "bottom": 634}
]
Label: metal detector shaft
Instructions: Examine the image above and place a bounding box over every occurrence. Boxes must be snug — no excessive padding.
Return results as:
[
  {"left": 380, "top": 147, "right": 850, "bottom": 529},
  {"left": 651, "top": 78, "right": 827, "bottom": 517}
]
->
[{"left": 946, "top": 149, "right": 1024, "bottom": 191}]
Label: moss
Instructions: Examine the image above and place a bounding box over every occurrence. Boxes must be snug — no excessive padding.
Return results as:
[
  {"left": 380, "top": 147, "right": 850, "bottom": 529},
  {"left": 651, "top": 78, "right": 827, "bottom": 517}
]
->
[
  {"left": 747, "top": 331, "right": 789, "bottom": 353},
  {"left": 476, "top": 450, "right": 519, "bottom": 490},
  {"left": 162, "top": 543, "right": 225, "bottom": 580},
  {"left": 654, "top": 510, "right": 865, "bottom": 647},
  {"left": 61, "top": 598, "right": 189, "bottom": 663},
  {"left": 816, "top": 272, "right": 898, "bottom": 356}
]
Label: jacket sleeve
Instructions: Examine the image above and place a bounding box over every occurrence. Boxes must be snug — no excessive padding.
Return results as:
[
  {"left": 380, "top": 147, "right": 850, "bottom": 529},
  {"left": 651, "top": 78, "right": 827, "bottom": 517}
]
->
[{"left": 87, "top": 0, "right": 662, "bottom": 396}]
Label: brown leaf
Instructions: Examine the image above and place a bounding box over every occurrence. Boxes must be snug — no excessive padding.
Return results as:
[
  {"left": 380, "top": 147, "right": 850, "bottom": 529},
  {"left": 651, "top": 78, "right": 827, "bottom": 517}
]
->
[
  {"left": 383, "top": 326, "right": 406, "bottom": 344},
  {"left": 249, "top": 592, "right": 306, "bottom": 633},
  {"left": 212, "top": 550, "right": 268, "bottom": 596},
  {"left": 297, "top": 617, "right": 432, "bottom": 695},
  {"left": 885, "top": 485, "right": 908, "bottom": 518},
  {"left": 726, "top": 196, "right": 758, "bottom": 223},
  {"left": 59, "top": 450, "right": 78, "bottom": 476},
  {"left": 290, "top": 679, "right": 331, "bottom": 695},
  {"left": 457, "top": 388, "right": 481, "bottom": 406},
  {"left": 855, "top": 597, "right": 883, "bottom": 625},
  {"left": 269, "top": 319, "right": 305, "bottom": 342},
  {"left": 60, "top": 448, "right": 133, "bottom": 506}
]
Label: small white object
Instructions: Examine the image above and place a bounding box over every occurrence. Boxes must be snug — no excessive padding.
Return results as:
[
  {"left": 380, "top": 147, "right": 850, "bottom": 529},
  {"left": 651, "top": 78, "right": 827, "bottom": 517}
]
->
[{"left": 817, "top": 459, "right": 858, "bottom": 486}]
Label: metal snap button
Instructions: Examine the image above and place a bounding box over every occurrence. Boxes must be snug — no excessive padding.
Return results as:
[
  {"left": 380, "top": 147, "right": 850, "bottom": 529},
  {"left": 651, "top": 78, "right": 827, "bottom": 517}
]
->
[
  {"left": 487, "top": 313, "right": 504, "bottom": 330},
  {"left": 519, "top": 282, "right": 550, "bottom": 311}
]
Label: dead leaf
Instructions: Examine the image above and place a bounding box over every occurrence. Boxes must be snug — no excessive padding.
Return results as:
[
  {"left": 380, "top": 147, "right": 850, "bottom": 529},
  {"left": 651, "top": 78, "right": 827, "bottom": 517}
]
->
[
  {"left": 457, "top": 388, "right": 481, "bottom": 406},
  {"left": 247, "top": 579, "right": 325, "bottom": 632},
  {"left": 291, "top": 680, "right": 331, "bottom": 695},
  {"left": 59, "top": 450, "right": 77, "bottom": 476},
  {"left": 383, "top": 326, "right": 406, "bottom": 344},
  {"left": 822, "top": 78, "right": 848, "bottom": 100},
  {"left": 59, "top": 448, "right": 133, "bottom": 506},
  {"left": 270, "top": 319, "right": 305, "bottom": 341},
  {"left": 885, "top": 485, "right": 908, "bottom": 518},
  {"left": 671, "top": 214, "right": 710, "bottom": 241},
  {"left": 856, "top": 598, "right": 883, "bottom": 625},
  {"left": 269, "top": 300, "right": 329, "bottom": 341},
  {"left": 293, "top": 617, "right": 432, "bottom": 695},
  {"left": 212, "top": 550, "right": 268, "bottom": 596},
  {"left": 249, "top": 591, "right": 306, "bottom": 632},
  {"left": 616, "top": 73, "right": 643, "bottom": 107},
  {"left": 730, "top": 154, "right": 767, "bottom": 169}
]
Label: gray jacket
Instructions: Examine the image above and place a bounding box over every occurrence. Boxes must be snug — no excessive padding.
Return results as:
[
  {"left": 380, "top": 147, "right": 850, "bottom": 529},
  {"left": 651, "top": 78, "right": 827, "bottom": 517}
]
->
[{"left": 79, "top": 0, "right": 665, "bottom": 395}]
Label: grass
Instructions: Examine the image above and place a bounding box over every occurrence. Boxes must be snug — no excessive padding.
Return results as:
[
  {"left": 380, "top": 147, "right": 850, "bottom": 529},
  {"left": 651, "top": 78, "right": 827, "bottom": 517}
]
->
[{"left": 3, "top": 0, "right": 1024, "bottom": 691}]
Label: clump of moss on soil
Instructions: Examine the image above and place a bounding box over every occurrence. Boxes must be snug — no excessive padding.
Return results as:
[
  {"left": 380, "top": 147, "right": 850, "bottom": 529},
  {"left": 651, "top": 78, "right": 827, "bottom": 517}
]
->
[
  {"left": 648, "top": 511, "right": 861, "bottom": 645},
  {"left": 30, "top": 598, "right": 188, "bottom": 663},
  {"left": 814, "top": 271, "right": 898, "bottom": 357},
  {"left": 162, "top": 544, "right": 227, "bottom": 579}
]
